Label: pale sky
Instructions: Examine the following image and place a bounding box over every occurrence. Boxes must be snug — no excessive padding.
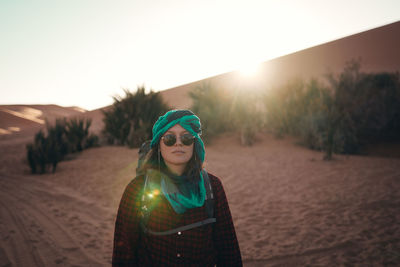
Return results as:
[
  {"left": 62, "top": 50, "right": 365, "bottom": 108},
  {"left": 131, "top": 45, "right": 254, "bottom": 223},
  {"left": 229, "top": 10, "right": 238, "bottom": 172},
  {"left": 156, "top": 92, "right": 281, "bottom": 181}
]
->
[{"left": 1, "top": 0, "right": 399, "bottom": 111}]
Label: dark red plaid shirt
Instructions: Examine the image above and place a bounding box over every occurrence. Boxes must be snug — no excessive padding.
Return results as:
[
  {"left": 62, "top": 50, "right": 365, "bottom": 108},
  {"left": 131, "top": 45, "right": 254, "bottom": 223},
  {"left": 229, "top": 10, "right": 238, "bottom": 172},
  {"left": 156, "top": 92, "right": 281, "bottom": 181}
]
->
[{"left": 112, "top": 172, "right": 242, "bottom": 266}]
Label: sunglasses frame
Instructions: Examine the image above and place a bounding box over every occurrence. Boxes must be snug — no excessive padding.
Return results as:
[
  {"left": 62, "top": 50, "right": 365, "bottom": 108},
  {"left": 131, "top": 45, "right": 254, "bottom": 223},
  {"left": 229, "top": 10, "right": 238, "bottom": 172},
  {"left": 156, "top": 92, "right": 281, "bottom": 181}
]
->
[{"left": 161, "top": 133, "right": 195, "bottom": 146}]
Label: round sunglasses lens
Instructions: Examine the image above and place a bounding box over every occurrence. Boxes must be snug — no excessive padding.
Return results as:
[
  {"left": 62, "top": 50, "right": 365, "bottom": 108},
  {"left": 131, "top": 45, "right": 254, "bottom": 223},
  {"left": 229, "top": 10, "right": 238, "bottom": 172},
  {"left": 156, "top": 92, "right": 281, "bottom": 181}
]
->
[
  {"left": 181, "top": 134, "right": 194, "bottom": 145},
  {"left": 163, "top": 134, "right": 176, "bottom": 146}
]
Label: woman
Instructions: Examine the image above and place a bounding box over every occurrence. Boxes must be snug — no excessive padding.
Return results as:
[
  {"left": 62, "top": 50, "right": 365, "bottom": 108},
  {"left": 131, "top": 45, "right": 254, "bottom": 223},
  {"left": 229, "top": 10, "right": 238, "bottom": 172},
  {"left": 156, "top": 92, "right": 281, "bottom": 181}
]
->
[{"left": 112, "top": 110, "right": 242, "bottom": 266}]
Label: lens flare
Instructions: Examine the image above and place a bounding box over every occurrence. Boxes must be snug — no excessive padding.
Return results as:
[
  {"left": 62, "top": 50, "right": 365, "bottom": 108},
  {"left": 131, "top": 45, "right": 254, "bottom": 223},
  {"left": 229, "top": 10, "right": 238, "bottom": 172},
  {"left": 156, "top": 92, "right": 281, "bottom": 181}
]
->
[{"left": 147, "top": 189, "right": 160, "bottom": 198}]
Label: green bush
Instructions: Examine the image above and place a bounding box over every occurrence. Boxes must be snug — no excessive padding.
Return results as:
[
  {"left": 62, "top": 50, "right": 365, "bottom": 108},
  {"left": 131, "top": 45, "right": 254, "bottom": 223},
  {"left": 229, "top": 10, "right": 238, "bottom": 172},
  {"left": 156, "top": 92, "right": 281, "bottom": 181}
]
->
[
  {"left": 26, "top": 130, "right": 57, "bottom": 174},
  {"left": 85, "top": 133, "right": 100, "bottom": 149},
  {"left": 26, "top": 143, "right": 37, "bottom": 174},
  {"left": 26, "top": 117, "right": 98, "bottom": 174},
  {"left": 189, "top": 82, "right": 235, "bottom": 143},
  {"left": 27, "top": 131, "right": 46, "bottom": 174},
  {"left": 46, "top": 118, "right": 69, "bottom": 171},
  {"left": 263, "top": 60, "right": 400, "bottom": 159},
  {"left": 102, "top": 86, "right": 169, "bottom": 148},
  {"left": 327, "top": 61, "right": 400, "bottom": 154},
  {"left": 263, "top": 72, "right": 352, "bottom": 159},
  {"left": 189, "top": 82, "right": 264, "bottom": 145},
  {"left": 65, "top": 117, "right": 92, "bottom": 152},
  {"left": 264, "top": 79, "right": 306, "bottom": 137},
  {"left": 231, "top": 89, "right": 263, "bottom": 146}
]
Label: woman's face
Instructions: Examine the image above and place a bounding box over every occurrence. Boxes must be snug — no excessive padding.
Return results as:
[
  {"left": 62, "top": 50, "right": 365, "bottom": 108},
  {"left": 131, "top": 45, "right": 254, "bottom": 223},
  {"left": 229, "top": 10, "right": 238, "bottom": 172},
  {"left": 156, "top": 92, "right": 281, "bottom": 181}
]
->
[{"left": 160, "top": 124, "right": 194, "bottom": 174}]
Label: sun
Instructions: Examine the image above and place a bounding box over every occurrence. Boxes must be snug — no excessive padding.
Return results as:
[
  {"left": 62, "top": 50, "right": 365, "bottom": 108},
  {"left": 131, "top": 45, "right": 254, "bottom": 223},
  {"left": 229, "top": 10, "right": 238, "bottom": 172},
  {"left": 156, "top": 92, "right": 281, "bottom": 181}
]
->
[{"left": 238, "top": 62, "right": 261, "bottom": 77}]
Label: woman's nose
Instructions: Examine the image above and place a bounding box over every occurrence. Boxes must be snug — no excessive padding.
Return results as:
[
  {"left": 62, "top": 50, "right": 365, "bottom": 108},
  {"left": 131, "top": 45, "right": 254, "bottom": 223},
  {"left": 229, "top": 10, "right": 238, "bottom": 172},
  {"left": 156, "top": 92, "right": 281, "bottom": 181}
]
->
[{"left": 175, "top": 135, "right": 183, "bottom": 146}]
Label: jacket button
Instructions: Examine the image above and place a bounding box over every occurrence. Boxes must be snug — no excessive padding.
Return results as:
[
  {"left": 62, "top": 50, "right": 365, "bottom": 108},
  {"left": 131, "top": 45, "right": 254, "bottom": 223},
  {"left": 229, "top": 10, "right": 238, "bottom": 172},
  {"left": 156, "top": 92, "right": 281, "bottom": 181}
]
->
[
  {"left": 177, "top": 253, "right": 181, "bottom": 257},
  {"left": 178, "top": 231, "right": 182, "bottom": 235}
]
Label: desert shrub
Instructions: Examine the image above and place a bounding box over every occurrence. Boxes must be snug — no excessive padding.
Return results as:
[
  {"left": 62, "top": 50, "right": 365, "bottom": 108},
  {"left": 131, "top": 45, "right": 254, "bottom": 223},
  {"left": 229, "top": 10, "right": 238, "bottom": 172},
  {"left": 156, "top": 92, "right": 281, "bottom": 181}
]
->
[
  {"left": 26, "top": 130, "right": 58, "bottom": 174},
  {"left": 190, "top": 82, "right": 264, "bottom": 145},
  {"left": 65, "top": 117, "right": 92, "bottom": 152},
  {"left": 328, "top": 61, "right": 400, "bottom": 153},
  {"left": 46, "top": 118, "right": 69, "bottom": 171},
  {"left": 85, "top": 133, "right": 100, "bottom": 149},
  {"left": 102, "top": 103, "right": 129, "bottom": 145},
  {"left": 264, "top": 79, "right": 316, "bottom": 136},
  {"left": 26, "top": 117, "right": 98, "bottom": 174},
  {"left": 189, "top": 82, "right": 235, "bottom": 143},
  {"left": 263, "top": 71, "right": 355, "bottom": 159},
  {"left": 102, "top": 86, "right": 169, "bottom": 148},
  {"left": 26, "top": 144, "right": 37, "bottom": 174},
  {"left": 264, "top": 79, "right": 309, "bottom": 137},
  {"left": 298, "top": 111, "right": 326, "bottom": 150},
  {"left": 231, "top": 89, "right": 264, "bottom": 146},
  {"left": 263, "top": 60, "right": 400, "bottom": 159},
  {"left": 26, "top": 131, "right": 45, "bottom": 174}
]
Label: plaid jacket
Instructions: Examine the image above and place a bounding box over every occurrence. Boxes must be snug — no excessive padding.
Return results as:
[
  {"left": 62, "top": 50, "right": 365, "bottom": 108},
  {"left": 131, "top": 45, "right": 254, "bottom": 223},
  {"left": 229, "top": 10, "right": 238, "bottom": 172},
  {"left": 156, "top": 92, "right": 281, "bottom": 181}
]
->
[{"left": 112, "top": 172, "right": 242, "bottom": 266}]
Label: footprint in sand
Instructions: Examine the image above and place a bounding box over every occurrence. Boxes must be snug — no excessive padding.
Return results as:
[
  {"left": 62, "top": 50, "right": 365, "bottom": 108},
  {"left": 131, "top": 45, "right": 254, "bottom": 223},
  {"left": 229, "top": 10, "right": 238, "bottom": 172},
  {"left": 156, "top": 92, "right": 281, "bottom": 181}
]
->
[
  {"left": 84, "top": 239, "right": 99, "bottom": 249},
  {"left": 83, "top": 232, "right": 91, "bottom": 238},
  {"left": 254, "top": 239, "right": 269, "bottom": 248},
  {"left": 54, "top": 256, "right": 67, "bottom": 264},
  {"left": 0, "top": 247, "right": 12, "bottom": 267},
  {"left": 63, "top": 247, "right": 79, "bottom": 252},
  {"left": 69, "top": 215, "right": 79, "bottom": 221}
]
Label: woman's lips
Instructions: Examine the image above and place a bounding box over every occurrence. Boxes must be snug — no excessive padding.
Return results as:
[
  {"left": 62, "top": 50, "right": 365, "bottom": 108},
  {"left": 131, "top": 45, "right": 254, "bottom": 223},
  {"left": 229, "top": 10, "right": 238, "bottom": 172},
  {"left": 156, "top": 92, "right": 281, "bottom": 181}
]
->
[{"left": 172, "top": 151, "right": 185, "bottom": 154}]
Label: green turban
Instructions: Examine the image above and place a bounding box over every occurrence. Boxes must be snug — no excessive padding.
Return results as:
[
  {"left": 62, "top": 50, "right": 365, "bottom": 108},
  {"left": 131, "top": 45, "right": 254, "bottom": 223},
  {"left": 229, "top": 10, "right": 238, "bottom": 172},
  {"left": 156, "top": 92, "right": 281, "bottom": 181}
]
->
[{"left": 150, "top": 110, "right": 205, "bottom": 162}]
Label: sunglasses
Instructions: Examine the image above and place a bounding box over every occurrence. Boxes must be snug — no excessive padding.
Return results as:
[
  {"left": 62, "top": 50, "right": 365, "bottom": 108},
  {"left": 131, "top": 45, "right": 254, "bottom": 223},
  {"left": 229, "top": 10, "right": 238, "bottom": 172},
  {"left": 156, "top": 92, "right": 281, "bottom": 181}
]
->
[{"left": 161, "top": 133, "right": 195, "bottom": 146}]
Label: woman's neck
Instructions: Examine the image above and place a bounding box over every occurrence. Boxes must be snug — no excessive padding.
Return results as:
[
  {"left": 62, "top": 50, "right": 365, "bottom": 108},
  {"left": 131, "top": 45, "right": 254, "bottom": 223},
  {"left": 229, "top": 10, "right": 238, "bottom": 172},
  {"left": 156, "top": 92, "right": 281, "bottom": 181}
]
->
[{"left": 165, "top": 162, "right": 185, "bottom": 176}]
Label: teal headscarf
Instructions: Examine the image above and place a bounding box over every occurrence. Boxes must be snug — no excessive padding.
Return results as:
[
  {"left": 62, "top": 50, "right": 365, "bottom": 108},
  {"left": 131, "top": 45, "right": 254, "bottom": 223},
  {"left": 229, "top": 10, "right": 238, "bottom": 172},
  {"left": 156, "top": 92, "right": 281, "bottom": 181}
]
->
[
  {"left": 160, "top": 171, "right": 206, "bottom": 214},
  {"left": 150, "top": 110, "right": 206, "bottom": 214},
  {"left": 151, "top": 109, "right": 205, "bottom": 162}
]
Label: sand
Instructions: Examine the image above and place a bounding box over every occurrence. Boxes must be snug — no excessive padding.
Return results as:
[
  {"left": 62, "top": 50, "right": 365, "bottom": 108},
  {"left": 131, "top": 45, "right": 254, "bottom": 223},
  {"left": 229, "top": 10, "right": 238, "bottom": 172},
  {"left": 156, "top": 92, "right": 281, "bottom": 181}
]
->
[
  {"left": 1, "top": 128, "right": 400, "bottom": 266},
  {"left": 1, "top": 102, "right": 400, "bottom": 266}
]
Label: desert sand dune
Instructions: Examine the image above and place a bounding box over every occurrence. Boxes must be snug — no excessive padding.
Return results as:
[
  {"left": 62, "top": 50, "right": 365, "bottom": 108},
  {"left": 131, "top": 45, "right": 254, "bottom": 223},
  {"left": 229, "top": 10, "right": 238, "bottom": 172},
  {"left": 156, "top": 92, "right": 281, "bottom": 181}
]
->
[
  {"left": 159, "top": 21, "right": 400, "bottom": 99},
  {"left": 0, "top": 105, "right": 85, "bottom": 123},
  {"left": 0, "top": 105, "right": 86, "bottom": 145}
]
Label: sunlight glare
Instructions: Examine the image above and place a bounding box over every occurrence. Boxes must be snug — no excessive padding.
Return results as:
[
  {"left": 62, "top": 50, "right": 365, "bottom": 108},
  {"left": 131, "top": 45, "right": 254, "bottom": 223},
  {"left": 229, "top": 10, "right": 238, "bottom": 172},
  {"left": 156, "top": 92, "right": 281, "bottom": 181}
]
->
[{"left": 238, "top": 62, "right": 261, "bottom": 77}]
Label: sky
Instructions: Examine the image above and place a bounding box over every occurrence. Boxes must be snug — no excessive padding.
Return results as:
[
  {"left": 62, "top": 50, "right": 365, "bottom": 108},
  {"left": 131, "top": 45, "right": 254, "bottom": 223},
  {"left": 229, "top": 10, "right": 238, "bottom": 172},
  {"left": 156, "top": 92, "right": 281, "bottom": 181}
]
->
[{"left": 1, "top": 0, "right": 399, "bottom": 111}]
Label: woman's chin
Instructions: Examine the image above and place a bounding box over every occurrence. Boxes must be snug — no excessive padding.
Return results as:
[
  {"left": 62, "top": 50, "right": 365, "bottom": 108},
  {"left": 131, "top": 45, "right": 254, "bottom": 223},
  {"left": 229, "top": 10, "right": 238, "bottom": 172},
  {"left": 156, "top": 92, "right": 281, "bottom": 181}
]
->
[{"left": 166, "top": 157, "right": 191, "bottom": 166}]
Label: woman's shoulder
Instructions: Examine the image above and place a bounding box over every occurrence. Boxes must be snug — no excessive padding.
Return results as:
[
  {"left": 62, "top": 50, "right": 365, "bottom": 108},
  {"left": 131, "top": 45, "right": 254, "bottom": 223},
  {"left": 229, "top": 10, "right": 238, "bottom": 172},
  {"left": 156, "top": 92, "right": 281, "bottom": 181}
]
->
[
  {"left": 205, "top": 172, "right": 229, "bottom": 203},
  {"left": 122, "top": 175, "right": 146, "bottom": 196},
  {"left": 205, "top": 171, "right": 224, "bottom": 189}
]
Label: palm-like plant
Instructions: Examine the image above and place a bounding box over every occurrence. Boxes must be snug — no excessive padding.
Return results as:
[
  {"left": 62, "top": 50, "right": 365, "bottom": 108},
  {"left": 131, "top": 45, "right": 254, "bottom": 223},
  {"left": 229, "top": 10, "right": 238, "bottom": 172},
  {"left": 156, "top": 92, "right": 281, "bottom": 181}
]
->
[
  {"left": 26, "top": 117, "right": 98, "bottom": 174},
  {"left": 65, "top": 117, "right": 91, "bottom": 152},
  {"left": 102, "top": 86, "right": 169, "bottom": 148}
]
